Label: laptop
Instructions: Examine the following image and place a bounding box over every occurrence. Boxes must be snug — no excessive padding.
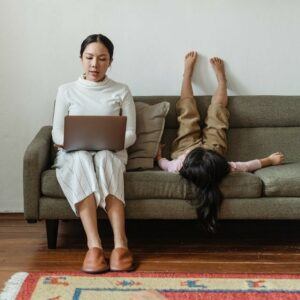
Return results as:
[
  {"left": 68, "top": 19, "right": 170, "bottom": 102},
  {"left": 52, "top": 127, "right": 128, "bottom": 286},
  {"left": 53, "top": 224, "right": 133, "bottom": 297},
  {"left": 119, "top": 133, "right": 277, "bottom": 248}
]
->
[{"left": 63, "top": 115, "right": 127, "bottom": 152}]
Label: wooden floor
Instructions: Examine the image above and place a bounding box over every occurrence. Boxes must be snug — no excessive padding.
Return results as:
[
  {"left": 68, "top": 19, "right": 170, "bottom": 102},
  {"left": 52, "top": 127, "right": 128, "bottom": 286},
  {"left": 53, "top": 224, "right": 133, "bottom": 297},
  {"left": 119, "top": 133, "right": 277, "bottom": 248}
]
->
[{"left": 1, "top": 214, "right": 300, "bottom": 289}]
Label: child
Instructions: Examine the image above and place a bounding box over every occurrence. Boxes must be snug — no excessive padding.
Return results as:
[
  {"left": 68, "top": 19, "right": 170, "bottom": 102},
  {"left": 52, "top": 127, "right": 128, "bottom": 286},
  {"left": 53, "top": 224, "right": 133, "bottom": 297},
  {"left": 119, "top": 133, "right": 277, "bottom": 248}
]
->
[{"left": 157, "top": 52, "right": 284, "bottom": 233}]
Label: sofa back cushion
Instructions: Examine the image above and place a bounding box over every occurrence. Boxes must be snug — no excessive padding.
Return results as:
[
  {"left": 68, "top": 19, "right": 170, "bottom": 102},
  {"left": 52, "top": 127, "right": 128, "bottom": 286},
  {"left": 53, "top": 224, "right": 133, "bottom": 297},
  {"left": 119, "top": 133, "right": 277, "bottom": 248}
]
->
[
  {"left": 50, "top": 96, "right": 300, "bottom": 164},
  {"left": 134, "top": 96, "right": 300, "bottom": 163},
  {"left": 127, "top": 101, "right": 170, "bottom": 170}
]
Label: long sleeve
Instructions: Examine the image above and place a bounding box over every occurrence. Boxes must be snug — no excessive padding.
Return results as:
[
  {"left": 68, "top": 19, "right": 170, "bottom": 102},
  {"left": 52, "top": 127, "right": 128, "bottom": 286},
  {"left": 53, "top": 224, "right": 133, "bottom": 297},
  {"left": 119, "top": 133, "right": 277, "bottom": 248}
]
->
[
  {"left": 121, "top": 87, "right": 136, "bottom": 149},
  {"left": 158, "top": 158, "right": 182, "bottom": 172},
  {"left": 52, "top": 86, "right": 70, "bottom": 146},
  {"left": 158, "top": 153, "right": 187, "bottom": 172},
  {"left": 229, "top": 159, "right": 262, "bottom": 172}
]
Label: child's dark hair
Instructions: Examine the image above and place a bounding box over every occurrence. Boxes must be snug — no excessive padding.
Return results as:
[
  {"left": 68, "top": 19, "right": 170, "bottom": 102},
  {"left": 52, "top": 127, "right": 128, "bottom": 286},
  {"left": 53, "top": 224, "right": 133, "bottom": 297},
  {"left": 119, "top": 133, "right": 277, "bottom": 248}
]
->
[
  {"left": 80, "top": 34, "right": 114, "bottom": 61},
  {"left": 179, "top": 147, "right": 230, "bottom": 233}
]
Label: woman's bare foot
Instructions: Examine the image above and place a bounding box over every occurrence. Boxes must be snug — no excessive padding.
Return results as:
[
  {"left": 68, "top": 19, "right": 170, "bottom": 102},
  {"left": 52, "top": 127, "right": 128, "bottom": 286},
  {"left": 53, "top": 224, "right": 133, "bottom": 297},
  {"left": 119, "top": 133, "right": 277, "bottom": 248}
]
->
[
  {"left": 184, "top": 51, "right": 198, "bottom": 78},
  {"left": 210, "top": 57, "right": 226, "bottom": 84}
]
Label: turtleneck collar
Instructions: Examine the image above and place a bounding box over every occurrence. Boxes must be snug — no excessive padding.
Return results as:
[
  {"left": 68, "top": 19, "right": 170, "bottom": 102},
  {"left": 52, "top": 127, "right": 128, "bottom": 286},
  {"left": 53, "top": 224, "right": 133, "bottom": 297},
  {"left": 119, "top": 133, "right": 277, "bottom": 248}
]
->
[{"left": 77, "top": 74, "right": 110, "bottom": 88}]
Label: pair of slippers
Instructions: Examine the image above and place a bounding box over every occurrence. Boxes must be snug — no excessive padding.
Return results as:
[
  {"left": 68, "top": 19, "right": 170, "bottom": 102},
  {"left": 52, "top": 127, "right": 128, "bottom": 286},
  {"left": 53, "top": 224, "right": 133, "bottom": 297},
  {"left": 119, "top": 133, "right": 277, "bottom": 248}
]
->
[{"left": 82, "top": 247, "right": 136, "bottom": 273}]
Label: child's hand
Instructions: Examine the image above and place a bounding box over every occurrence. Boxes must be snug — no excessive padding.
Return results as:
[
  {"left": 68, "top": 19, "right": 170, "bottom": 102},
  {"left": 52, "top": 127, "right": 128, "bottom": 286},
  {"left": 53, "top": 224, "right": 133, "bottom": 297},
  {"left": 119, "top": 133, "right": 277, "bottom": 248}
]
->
[
  {"left": 268, "top": 152, "right": 284, "bottom": 165},
  {"left": 155, "top": 144, "right": 165, "bottom": 161}
]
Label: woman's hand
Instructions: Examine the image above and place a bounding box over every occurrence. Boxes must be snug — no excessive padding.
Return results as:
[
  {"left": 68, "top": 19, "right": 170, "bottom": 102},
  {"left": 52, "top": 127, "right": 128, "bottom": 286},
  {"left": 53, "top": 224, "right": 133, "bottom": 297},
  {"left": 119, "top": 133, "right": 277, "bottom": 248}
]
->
[{"left": 268, "top": 152, "right": 284, "bottom": 165}]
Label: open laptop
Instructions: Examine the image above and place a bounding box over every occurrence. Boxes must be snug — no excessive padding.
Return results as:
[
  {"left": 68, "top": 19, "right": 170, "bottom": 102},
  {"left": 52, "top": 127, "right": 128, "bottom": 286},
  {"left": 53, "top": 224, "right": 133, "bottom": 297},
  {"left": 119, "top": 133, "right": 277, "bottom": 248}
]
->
[{"left": 63, "top": 115, "right": 127, "bottom": 152}]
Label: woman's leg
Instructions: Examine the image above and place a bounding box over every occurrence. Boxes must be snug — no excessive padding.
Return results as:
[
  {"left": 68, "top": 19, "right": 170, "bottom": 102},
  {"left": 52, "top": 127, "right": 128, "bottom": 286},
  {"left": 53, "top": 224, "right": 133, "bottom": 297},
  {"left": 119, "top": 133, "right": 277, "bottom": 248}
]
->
[
  {"left": 77, "top": 194, "right": 109, "bottom": 273},
  {"left": 171, "top": 52, "right": 202, "bottom": 159},
  {"left": 105, "top": 195, "right": 128, "bottom": 249},
  {"left": 55, "top": 150, "right": 108, "bottom": 273},
  {"left": 106, "top": 195, "right": 133, "bottom": 271},
  {"left": 202, "top": 58, "right": 229, "bottom": 156},
  {"left": 56, "top": 150, "right": 102, "bottom": 248},
  {"left": 94, "top": 150, "right": 133, "bottom": 270},
  {"left": 76, "top": 194, "right": 102, "bottom": 249}
]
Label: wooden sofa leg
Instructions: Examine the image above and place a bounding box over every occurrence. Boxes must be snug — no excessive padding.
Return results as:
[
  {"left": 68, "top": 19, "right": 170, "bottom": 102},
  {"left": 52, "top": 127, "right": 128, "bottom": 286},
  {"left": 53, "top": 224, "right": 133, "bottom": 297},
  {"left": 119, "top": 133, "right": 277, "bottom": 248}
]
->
[
  {"left": 46, "top": 219, "right": 59, "bottom": 249},
  {"left": 27, "top": 219, "right": 37, "bottom": 224}
]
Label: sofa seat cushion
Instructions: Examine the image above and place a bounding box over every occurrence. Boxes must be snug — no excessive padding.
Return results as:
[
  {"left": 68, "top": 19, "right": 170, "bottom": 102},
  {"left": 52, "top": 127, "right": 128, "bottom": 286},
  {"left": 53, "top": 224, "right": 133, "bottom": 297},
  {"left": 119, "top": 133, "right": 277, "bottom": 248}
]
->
[
  {"left": 41, "top": 169, "right": 188, "bottom": 200},
  {"left": 42, "top": 169, "right": 262, "bottom": 200},
  {"left": 255, "top": 163, "right": 300, "bottom": 197},
  {"left": 221, "top": 172, "right": 262, "bottom": 198},
  {"left": 187, "top": 171, "right": 262, "bottom": 200}
]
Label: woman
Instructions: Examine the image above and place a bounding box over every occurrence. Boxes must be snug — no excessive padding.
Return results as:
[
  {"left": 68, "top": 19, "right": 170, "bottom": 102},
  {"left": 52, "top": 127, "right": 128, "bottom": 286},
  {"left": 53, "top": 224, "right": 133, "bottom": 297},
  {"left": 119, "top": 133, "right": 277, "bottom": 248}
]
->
[
  {"left": 157, "top": 52, "right": 284, "bottom": 233},
  {"left": 52, "top": 34, "right": 136, "bottom": 273}
]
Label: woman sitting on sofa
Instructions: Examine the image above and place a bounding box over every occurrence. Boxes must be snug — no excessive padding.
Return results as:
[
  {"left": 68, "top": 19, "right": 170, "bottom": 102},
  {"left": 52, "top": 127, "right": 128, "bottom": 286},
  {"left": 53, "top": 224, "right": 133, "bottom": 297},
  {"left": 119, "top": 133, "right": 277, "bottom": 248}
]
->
[
  {"left": 157, "top": 52, "right": 284, "bottom": 233},
  {"left": 52, "top": 34, "right": 136, "bottom": 273}
]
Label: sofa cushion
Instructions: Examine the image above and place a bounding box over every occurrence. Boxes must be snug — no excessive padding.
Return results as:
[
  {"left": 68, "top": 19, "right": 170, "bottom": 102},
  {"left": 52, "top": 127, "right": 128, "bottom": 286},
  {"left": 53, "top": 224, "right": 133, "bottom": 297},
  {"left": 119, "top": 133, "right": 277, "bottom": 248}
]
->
[
  {"left": 135, "top": 96, "right": 300, "bottom": 129},
  {"left": 127, "top": 101, "right": 170, "bottom": 170},
  {"left": 135, "top": 97, "right": 300, "bottom": 163},
  {"left": 186, "top": 171, "right": 262, "bottom": 200},
  {"left": 42, "top": 169, "right": 262, "bottom": 200},
  {"left": 42, "top": 169, "right": 188, "bottom": 200},
  {"left": 255, "top": 163, "right": 300, "bottom": 197},
  {"left": 220, "top": 172, "right": 262, "bottom": 198},
  {"left": 124, "top": 170, "right": 187, "bottom": 199},
  {"left": 225, "top": 127, "right": 300, "bottom": 163}
]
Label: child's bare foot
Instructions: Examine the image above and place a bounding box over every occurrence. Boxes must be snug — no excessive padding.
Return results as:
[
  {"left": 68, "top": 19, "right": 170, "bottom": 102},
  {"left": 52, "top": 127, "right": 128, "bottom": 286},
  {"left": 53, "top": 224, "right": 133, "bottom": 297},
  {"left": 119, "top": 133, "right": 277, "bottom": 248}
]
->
[
  {"left": 184, "top": 51, "right": 198, "bottom": 78},
  {"left": 210, "top": 57, "right": 226, "bottom": 84}
]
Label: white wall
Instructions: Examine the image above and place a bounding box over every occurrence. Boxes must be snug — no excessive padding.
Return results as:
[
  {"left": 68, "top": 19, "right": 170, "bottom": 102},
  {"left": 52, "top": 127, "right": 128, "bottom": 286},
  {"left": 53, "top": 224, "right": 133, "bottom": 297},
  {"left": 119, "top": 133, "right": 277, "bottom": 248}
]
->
[{"left": 1, "top": 0, "right": 300, "bottom": 212}]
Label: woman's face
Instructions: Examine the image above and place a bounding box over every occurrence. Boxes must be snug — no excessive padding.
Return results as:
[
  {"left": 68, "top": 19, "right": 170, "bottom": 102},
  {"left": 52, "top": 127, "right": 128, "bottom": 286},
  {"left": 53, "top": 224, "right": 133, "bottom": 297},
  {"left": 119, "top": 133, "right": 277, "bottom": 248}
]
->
[{"left": 81, "top": 42, "right": 111, "bottom": 82}]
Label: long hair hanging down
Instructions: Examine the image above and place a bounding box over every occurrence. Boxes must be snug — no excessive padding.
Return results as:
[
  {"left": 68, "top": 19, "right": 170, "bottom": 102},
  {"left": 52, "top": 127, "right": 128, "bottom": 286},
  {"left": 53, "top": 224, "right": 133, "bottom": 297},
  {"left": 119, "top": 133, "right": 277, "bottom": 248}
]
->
[{"left": 179, "top": 147, "right": 230, "bottom": 233}]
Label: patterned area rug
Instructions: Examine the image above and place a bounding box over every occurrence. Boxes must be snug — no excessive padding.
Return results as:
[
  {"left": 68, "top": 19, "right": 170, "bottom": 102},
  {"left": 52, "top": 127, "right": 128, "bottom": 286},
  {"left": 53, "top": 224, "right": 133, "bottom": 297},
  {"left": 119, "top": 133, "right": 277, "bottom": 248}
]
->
[{"left": 1, "top": 272, "right": 300, "bottom": 300}]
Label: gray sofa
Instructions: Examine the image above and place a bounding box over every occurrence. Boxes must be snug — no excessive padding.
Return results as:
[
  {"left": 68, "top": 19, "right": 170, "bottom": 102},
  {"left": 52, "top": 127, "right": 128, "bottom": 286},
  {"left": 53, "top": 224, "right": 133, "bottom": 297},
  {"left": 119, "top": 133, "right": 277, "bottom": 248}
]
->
[{"left": 23, "top": 96, "right": 300, "bottom": 248}]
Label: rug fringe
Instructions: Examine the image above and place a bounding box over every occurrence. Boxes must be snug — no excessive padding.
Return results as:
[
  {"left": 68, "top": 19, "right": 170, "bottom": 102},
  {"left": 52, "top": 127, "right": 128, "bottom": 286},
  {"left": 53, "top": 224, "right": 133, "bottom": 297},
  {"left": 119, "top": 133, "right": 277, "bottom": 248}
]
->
[{"left": 0, "top": 272, "right": 28, "bottom": 300}]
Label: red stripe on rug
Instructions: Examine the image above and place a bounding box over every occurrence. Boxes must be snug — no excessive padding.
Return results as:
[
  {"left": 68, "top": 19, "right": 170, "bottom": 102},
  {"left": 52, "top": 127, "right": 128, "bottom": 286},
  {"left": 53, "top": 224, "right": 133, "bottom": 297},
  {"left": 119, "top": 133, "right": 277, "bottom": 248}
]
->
[
  {"left": 162, "top": 292, "right": 299, "bottom": 300},
  {"left": 16, "top": 273, "right": 40, "bottom": 300},
  {"left": 16, "top": 272, "right": 300, "bottom": 300},
  {"left": 16, "top": 271, "right": 300, "bottom": 279}
]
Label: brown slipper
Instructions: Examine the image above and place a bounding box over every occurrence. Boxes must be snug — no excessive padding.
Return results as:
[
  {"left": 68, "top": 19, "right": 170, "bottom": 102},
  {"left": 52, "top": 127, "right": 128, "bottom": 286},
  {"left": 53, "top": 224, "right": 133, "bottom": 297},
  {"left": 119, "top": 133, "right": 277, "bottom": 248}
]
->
[
  {"left": 82, "top": 247, "right": 109, "bottom": 274},
  {"left": 110, "top": 247, "right": 136, "bottom": 272}
]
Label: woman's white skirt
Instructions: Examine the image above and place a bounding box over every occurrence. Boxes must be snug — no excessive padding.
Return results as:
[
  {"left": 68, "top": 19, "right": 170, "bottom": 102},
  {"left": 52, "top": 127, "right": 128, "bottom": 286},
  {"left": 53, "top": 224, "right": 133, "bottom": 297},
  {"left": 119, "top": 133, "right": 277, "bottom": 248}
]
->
[{"left": 54, "top": 149, "right": 127, "bottom": 215}]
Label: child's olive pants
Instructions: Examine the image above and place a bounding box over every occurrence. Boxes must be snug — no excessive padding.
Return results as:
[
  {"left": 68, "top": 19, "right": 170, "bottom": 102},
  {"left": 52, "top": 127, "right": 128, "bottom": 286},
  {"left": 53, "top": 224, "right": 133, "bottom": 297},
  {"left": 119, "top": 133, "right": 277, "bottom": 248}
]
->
[{"left": 171, "top": 97, "right": 230, "bottom": 159}]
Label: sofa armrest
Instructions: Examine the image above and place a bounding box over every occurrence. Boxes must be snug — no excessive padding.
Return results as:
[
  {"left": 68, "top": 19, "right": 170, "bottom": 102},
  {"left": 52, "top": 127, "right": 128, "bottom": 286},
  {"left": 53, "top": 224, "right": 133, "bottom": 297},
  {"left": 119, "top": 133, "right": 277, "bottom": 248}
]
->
[{"left": 23, "top": 126, "right": 52, "bottom": 220}]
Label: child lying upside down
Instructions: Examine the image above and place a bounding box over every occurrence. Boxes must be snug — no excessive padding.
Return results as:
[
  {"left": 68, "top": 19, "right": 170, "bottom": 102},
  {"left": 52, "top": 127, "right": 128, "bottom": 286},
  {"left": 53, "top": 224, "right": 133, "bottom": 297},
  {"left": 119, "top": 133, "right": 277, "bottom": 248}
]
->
[{"left": 156, "top": 51, "right": 284, "bottom": 233}]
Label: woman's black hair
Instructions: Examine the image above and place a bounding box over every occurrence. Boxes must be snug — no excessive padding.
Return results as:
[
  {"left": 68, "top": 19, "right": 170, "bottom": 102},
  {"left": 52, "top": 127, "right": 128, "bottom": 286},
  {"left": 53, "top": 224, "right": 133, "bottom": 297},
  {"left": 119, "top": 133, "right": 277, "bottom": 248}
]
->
[
  {"left": 80, "top": 34, "right": 114, "bottom": 61},
  {"left": 179, "top": 147, "right": 230, "bottom": 233}
]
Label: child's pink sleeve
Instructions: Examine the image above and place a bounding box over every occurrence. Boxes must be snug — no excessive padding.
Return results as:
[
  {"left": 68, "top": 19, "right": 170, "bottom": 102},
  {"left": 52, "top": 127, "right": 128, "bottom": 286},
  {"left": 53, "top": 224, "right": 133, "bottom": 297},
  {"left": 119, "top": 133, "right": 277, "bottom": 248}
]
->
[
  {"left": 158, "top": 158, "right": 183, "bottom": 173},
  {"left": 229, "top": 159, "right": 262, "bottom": 172}
]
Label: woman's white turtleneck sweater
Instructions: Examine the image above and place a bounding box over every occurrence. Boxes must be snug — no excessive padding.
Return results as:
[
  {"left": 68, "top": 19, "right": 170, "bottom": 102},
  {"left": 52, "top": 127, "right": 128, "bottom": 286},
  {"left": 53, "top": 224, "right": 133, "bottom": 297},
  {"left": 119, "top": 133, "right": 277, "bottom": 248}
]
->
[{"left": 52, "top": 75, "right": 136, "bottom": 161}]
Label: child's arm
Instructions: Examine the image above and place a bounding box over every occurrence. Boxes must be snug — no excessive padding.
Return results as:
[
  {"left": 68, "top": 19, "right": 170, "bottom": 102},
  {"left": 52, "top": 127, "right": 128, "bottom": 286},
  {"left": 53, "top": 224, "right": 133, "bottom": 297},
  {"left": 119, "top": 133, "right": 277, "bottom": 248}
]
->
[
  {"left": 155, "top": 144, "right": 171, "bottom": 171},
  {"left": 155, "top": 144, "right": 164, "bottom": 161},
  {"left": 230, "top": 152, "right": 284, "bottom": 172},
  {"left": 157, "top": 156, "right": 184, "bottom": 173},
  {"left": 155, "top": 144, "right": 185, "bottom": 172}
]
